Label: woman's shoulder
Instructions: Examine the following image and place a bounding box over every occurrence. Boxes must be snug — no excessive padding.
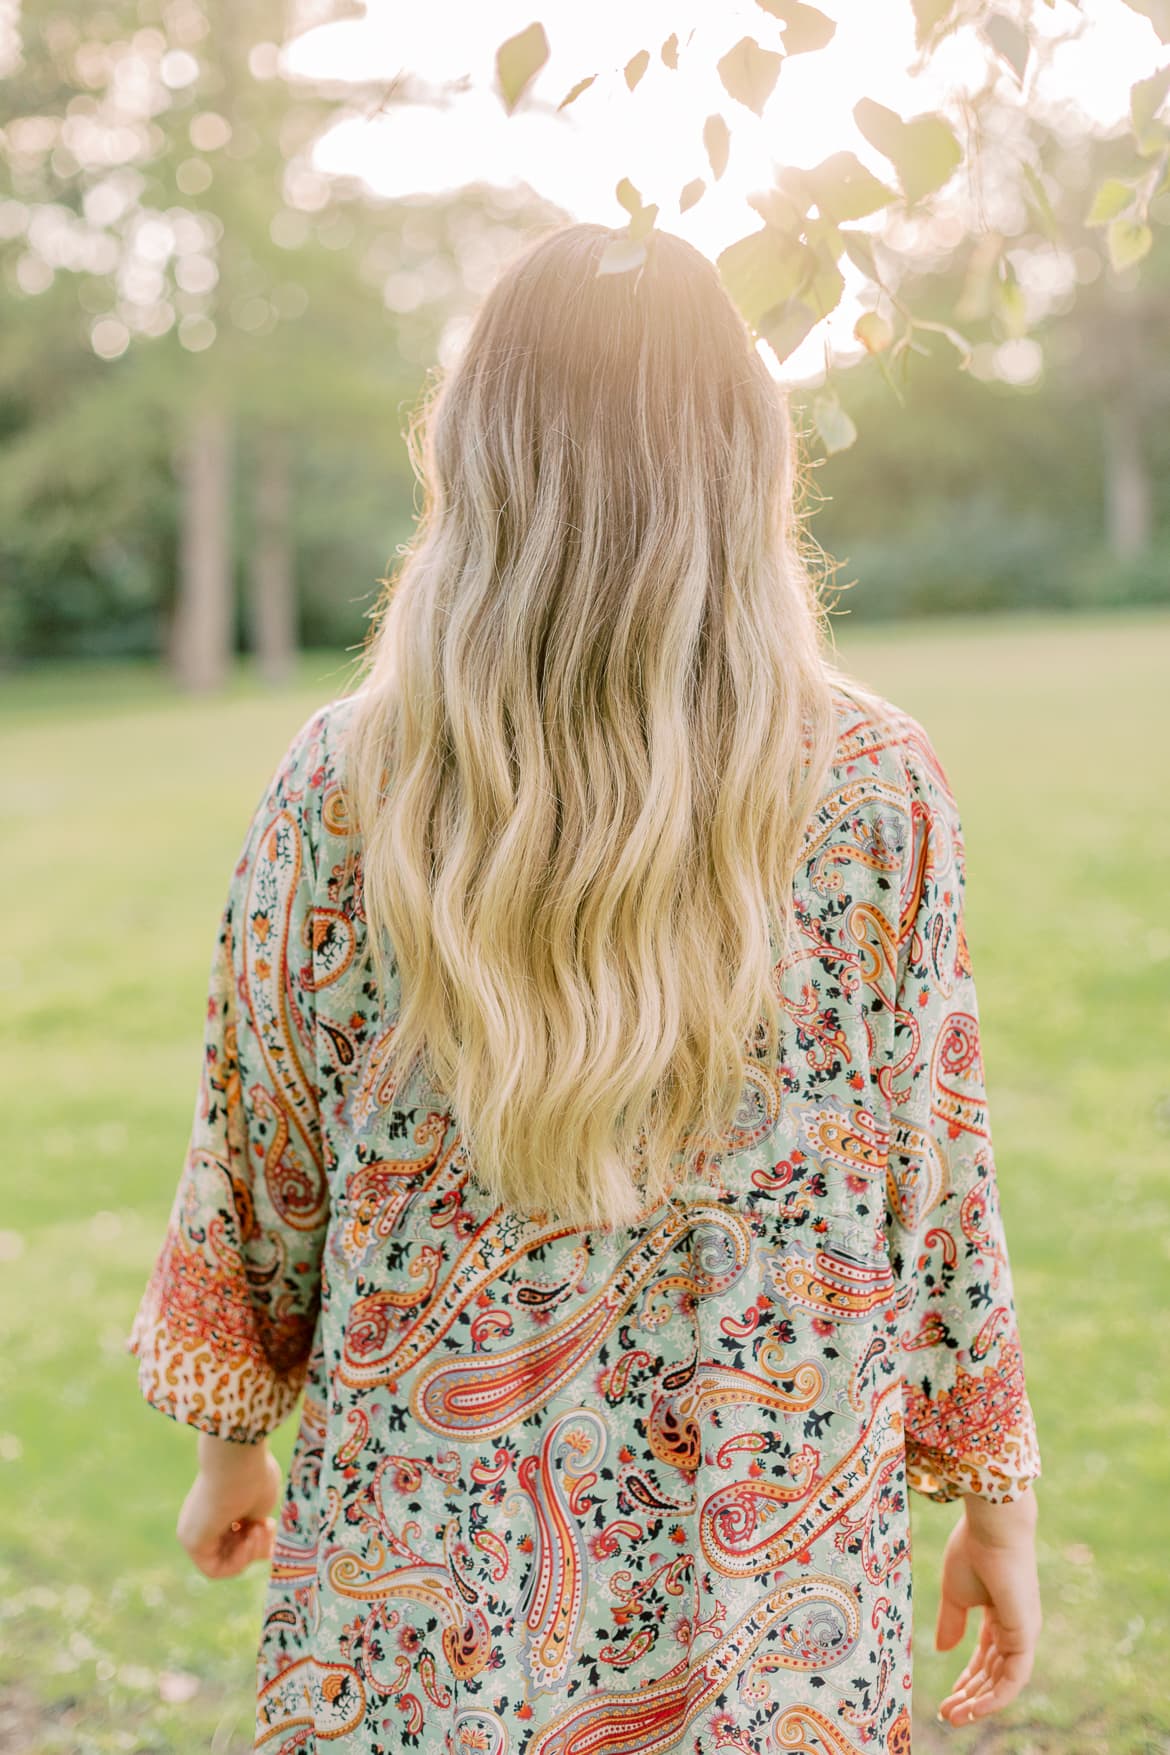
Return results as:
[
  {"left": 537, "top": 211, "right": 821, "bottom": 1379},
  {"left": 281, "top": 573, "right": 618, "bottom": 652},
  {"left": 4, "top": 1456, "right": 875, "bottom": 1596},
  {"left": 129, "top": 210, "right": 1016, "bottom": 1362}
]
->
[
  {"left": 824, "top": 672, "right": 958, "bottom": 819},
  {"left": 255, "top": 693, "right": 365, "bottom": 875}
]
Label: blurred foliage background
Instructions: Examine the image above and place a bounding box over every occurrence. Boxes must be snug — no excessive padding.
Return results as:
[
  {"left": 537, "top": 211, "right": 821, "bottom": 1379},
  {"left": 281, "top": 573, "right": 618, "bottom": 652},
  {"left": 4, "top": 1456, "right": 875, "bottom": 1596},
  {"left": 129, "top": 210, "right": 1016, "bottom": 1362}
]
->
[
  {"left": 1, "top": 0, "right": 1168, "bottom": 678},
  {"left": 2, "top": 0, "right": 1169, "bottom": 1751}
]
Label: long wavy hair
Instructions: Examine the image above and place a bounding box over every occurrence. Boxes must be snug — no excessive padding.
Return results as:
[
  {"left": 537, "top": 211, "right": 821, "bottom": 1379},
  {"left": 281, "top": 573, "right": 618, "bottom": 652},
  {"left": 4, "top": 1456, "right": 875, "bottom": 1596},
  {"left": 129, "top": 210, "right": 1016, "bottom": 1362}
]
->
[{"left": 342, "top": 220, "right": 870, "bottom": 1231}]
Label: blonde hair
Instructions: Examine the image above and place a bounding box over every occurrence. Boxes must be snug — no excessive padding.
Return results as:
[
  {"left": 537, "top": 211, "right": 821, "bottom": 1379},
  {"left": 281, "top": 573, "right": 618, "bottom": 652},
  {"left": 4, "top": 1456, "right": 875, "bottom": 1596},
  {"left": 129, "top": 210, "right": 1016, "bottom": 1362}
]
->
[{"left": 342, "top": 221, "right": 866, "bottom": 1231}]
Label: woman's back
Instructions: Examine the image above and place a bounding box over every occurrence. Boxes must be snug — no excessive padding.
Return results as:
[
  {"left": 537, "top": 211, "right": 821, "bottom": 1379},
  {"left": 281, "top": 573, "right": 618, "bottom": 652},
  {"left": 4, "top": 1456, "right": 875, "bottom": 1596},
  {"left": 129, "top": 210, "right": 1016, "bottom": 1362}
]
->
[{"left": 130, "top": 676, "right": 1041, "bottom": 1751}]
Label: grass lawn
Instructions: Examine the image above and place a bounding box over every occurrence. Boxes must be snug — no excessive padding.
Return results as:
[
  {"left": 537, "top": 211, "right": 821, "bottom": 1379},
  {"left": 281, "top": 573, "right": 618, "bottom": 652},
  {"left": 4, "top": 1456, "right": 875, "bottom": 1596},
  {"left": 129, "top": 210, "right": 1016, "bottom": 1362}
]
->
[{"left": 1, "top": 610, "right": 1167, "bottom": 1753}]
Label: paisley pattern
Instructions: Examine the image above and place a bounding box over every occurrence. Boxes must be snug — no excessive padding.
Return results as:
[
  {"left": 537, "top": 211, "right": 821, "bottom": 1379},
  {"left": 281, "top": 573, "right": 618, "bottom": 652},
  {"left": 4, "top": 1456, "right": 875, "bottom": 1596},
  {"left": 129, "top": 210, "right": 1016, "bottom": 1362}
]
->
[{"left": 128, "top": 686, "right": 1042, "bottom": 1752}]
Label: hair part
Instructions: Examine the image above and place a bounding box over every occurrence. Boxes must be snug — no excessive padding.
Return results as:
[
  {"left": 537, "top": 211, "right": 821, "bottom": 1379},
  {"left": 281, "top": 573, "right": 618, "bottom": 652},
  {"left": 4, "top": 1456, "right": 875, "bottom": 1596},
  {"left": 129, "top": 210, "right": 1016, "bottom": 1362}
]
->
[{"left": 341, "top": 220, "right": 866, "bottom": 1231}]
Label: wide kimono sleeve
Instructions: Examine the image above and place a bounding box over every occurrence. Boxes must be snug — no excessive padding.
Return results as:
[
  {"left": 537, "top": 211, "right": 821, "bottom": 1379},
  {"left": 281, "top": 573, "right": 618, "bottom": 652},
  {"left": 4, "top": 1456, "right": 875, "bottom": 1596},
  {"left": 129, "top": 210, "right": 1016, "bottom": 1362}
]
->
[
  {"left": 884, "top": 719, "right": 1043, "bottom": 1505},
  {"left": 127, "top": 708, "right": 333, "bottom": 1444}
]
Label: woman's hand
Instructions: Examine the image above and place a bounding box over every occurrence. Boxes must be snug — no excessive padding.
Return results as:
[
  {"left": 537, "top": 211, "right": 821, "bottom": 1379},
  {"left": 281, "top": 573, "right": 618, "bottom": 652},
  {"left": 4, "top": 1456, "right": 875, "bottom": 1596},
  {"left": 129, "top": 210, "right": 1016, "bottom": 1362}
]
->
[
  {"left": 175, "top": 1433, "right": 282, "bottom": 1579},
  {"left": 935, "top": 1488, "right": 1042, "bottom": 1726}
]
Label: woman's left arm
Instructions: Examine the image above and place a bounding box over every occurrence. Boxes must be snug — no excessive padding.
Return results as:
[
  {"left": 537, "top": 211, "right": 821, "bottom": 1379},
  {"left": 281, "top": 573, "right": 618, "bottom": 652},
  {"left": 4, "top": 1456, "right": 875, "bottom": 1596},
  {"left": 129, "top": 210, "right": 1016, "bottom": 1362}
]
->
[
  {"left": 175, "top": 1431, "right": 284, "bottom": 1579},
  {"left": 127, "top": 708, "right": 335, "bottom": 1574}
]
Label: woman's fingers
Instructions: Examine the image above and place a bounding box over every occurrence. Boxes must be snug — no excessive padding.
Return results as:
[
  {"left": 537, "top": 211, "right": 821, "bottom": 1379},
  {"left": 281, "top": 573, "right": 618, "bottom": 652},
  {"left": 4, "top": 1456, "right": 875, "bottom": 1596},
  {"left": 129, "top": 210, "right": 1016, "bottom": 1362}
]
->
[
  {"left": 938, "top": 1617, "right": 1005, "bottom": 1723},
  {"left": 939, "top": 1662, "right": 993, "bottom": 1721},
  {"left": 946, "top": 1649, "right": 1033, "bottom": 1723},
  {"left": 941, "top": 1625, "right": 1036, "bottom": 1725},
  {"left": 938, "top": 1614, "right": 993, "bottom": 1697},
  {"left": 177, "top": 1459, "right": 281, "bottom": 1579},
  {"left": 934, "top": 1593, "right": 968, "bottom": 1651},
  {"left": 940, "top": 1644, "right": 1005, "bottom": 1721},
  {"left": 225, "top": 1516, "right": 275, "bottom": 1572},
  {"left": 190, "top": 1515, "right": 274, "bottom": 1579},
  {"left": 938, "top": 1654, "right": 982, "bottom": 1711}
]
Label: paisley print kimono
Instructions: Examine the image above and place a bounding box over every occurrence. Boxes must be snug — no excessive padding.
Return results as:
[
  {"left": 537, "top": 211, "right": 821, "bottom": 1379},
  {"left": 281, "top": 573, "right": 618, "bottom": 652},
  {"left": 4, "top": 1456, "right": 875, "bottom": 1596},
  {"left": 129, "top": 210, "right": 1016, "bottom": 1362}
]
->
[{"left": 127, "top": 684, "right": 1042, "bottom": 1753}]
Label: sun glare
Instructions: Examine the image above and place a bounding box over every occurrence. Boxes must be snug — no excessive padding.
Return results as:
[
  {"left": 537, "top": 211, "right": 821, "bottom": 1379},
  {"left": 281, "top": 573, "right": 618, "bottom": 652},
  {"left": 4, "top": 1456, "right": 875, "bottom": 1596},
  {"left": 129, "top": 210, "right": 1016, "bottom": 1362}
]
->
[{"left": 290, "top": 0, "right": 1159, "bottom": 384}]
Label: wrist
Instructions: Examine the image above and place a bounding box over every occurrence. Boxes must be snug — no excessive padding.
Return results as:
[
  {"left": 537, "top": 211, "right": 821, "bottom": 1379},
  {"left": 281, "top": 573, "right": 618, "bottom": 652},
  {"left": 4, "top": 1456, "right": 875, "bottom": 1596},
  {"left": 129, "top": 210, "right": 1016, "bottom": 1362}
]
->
[
  {"left": 197, "top": 1431, "right": 270, "bottom": 1480},
  {"left": 961, "top": 1483, "right": 1039, "bottom": 1546}
]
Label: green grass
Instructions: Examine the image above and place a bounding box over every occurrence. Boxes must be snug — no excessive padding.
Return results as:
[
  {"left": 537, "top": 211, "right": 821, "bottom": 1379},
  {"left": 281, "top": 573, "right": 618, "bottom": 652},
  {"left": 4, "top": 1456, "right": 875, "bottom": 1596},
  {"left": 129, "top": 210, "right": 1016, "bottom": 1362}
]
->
[{"left": 1, "top": 613, "right": 1168, "bottom": 1753}]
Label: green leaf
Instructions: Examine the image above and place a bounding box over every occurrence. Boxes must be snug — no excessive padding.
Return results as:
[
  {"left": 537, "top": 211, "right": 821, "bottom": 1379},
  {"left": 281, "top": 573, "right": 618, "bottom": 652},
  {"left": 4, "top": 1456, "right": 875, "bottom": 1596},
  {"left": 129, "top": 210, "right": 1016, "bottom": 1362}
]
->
[
  {"left": 749, "top": 166, "right": 814, "bottom": 229},
  {"left": 615, "top": 179, "right": 657, "bottom": 240},
  {"left": 704, "top": 114, "right": 731, "bottom": 180},
  {"left": 557, "top": 74, "right": 596, "bottom": 111},
  {"left": 679, "top": 177, "right": 705, "bottom": 213},
  {"left": 1085, "top": 177, "right": 1139, "bottom": 226},
  {"left": 717, "top": 36, "right": 784, "bottom": 116},
  {"left": 760, "top": 297, "right": 821, "bottom": 364},
  {"left": 616, "top": 178, "right": 642, "bottom": 216},
  {"left": 661, "top": 33, "right": 679, "bottom": 69},
  {"left": 854, "top": 310, "right": 893, "bottom": 353},
  {"left": 717, "top": 228, "right": 806, "bottom": 328},
  {"left": 853, "top": 98, "right": 962, "bottom": 206},
  {"left": 840, "top": 229, "right": 880, "bottom": 281},
  {"left": 801, "top": 243, "right": 845, "bottom": 317},
  {"left": 748, "top": 192, "right": 802, "bottom": 231},
  {"left": 629, "top": 203, "right": 659, "bottom": 242},
  {"left": 984, "top": 12, "right": 1030, "bottom": 81},
  {"left": 597, "top": 235, "right": 648, "bottom": 277},
  {"left": 1120, "top": 0, "right": 1170, "bottom": 45},
  {"left": 624, "top": 48, "right": 650, "bottom": 90},
  {"left": 812, "top": 392, "right": 858, "bottom": 454},
  {"left": 1021, "top": 161, "right": 1059, "bottom": 242},
  {"left": 754, "top": 0, "right": 836, "bottom": 54},
  {"left": 805, "top": 151, "right": 898, "bottom": 223},
  {"left": 496, "top": 22, "right": 549, "bottom": 115},
  {"left": 910, "top": 0, "right": 959, "bottom": 50},
  {"left": 803, "top": 213, "right": 845, "bottom": 259},
  {"left": 1131, "top": 63, "right": 1170, "bottom": 153},
  {"left": 1107, "top": 217, "right": 1153, "bottom": 271}
]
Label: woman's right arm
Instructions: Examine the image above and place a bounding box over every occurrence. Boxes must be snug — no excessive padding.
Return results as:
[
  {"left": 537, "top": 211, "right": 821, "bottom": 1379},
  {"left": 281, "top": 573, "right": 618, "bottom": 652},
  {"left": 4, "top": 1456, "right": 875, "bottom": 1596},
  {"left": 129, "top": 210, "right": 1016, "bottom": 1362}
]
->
[{"left": 884, "top": 716, "right": 1043, "bottom": 1723}]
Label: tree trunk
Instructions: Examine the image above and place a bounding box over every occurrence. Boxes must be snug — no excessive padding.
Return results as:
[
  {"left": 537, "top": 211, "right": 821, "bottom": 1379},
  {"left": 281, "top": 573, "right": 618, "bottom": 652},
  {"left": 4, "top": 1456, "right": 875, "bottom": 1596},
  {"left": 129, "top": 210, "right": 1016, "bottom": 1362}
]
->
[
  {"left": 171, "top": 402, "right": 234, "bottom": 691},
  {"left": 248, "top": 427, "right": 297, "bottom": 686},
  {"left": 1103, "top": 393, "right": 1151, "bottom": 561}
]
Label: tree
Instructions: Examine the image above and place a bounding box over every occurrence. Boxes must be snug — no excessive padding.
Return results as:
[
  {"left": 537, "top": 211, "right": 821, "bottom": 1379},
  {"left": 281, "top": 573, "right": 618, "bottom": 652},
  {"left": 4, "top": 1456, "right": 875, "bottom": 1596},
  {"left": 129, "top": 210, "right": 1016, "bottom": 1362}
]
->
[{"left": 0, "top": 1, "right": 564, "bottom": 681}]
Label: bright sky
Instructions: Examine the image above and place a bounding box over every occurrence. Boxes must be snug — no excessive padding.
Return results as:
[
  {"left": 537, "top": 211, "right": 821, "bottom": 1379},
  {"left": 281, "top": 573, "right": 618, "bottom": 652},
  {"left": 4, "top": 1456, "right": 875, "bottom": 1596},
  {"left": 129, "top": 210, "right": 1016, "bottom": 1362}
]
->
[{"left": 287, "top": 0, "right": 1160, "bottom": 382}]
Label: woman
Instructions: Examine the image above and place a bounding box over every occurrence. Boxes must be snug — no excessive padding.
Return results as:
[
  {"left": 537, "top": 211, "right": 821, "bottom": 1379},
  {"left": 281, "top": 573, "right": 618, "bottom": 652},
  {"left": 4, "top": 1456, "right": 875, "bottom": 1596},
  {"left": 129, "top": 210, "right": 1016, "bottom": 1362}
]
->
[{"left": 128, "top": 222, "right": 1042, "bottom": 1752}]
